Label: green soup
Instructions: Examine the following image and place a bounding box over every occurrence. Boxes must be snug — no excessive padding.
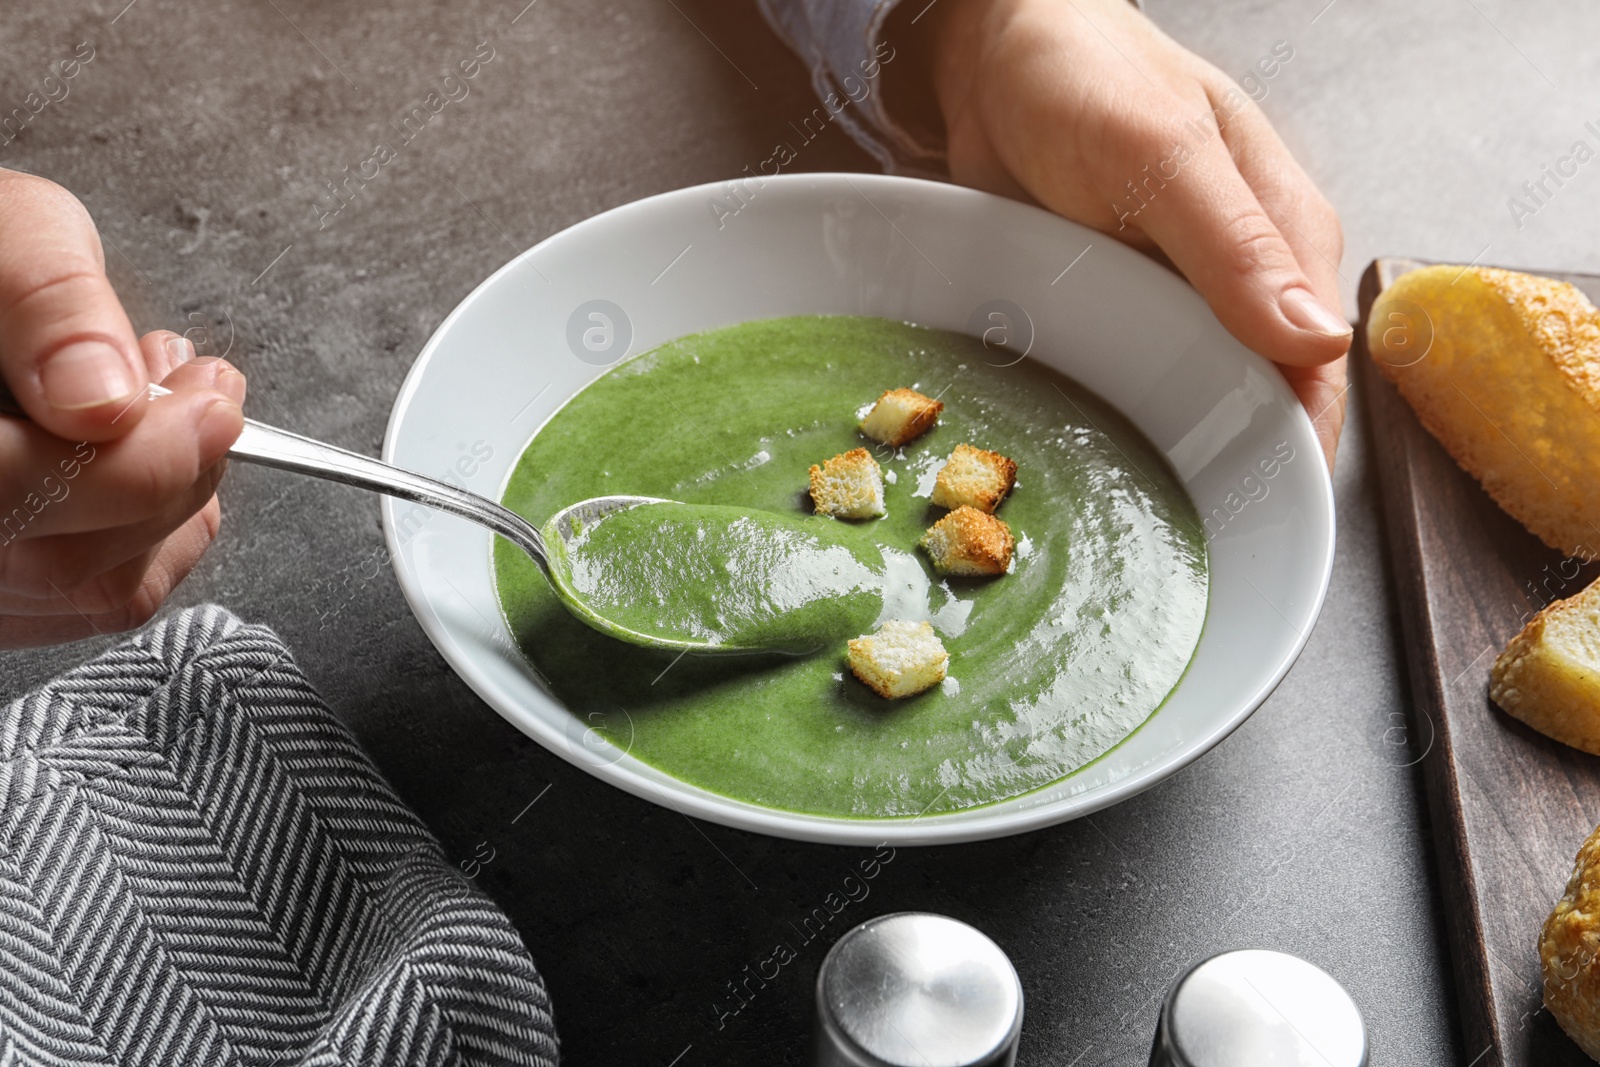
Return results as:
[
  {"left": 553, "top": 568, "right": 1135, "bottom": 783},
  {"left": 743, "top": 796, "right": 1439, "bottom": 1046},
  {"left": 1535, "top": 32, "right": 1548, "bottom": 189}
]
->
[
  {"left": 548, "top": 500, "right": 893, "bottom": 652},
  {"left": 494, "top": 316, "right": 1208, "bottom": 818}
]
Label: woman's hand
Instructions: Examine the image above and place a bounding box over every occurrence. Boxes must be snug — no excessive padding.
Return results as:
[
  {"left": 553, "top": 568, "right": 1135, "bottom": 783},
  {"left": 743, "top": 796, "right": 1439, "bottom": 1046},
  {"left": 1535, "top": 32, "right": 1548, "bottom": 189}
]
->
[
  {"left": 920, "top": 0, "right": 1350, "bottom": 468},
  {"left": 0, "top": 169, "right": 244, "bottom": 647}
]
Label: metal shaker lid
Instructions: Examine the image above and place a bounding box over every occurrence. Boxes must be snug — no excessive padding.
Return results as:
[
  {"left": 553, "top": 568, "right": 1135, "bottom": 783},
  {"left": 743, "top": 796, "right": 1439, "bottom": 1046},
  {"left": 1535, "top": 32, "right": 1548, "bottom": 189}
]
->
[
  {"left": 814, "top": 912, "right": 1023, "bottom": 1067},
  {"left": 1150, "top": 949, "right": 1368, "bottom": 1067}
]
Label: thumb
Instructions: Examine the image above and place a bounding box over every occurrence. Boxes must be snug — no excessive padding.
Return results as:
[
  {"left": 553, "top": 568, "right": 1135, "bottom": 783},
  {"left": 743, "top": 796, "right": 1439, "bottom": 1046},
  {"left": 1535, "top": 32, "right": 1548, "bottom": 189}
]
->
[
  {"left": 0, "top": 171, "right": 148, "bottom": 441},
  {"left": 1128, "top": 137, "right": 1350, "bottom": 369}
]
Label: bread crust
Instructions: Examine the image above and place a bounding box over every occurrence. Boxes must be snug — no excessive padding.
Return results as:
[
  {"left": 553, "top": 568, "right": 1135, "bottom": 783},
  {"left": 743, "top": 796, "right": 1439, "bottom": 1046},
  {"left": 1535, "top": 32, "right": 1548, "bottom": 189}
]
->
[
  {"left": 1369, "top": 265, "right": 1600, "bottom": 559},
  {"left": 919, "top": 506, "right": 1014, "bottom": 576},
  {"left": 859, "top": 388, "right": 943, "bottom": 448},
  {"left": 1491, "top": 577, "right": 1600, "bottom": 754},
  {"left": 1543, "top": 821, "right": 1600, "bottom": 1060},
  {"left": 931, "top": 443, "right": 1017, "bottom": 513},
  {"left": 808, "top": 447, "right": 885, "bottom": 519},
  {"left": 846, "top": 620, "right": 949, "bottom": 699}
]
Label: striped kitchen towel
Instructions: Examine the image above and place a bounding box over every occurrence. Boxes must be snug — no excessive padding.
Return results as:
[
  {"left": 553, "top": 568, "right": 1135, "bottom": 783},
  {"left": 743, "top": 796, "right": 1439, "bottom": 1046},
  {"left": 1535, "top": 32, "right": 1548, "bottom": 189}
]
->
[{"left": 0, "top": 605, "right": 558, "bottom": 1066}]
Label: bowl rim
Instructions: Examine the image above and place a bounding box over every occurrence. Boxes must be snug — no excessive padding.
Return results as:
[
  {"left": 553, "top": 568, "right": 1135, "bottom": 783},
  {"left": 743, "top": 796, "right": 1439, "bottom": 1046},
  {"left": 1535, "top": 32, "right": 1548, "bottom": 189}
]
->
[{"left": 382, "top": 171, "right": 1337, "bottom": 845}]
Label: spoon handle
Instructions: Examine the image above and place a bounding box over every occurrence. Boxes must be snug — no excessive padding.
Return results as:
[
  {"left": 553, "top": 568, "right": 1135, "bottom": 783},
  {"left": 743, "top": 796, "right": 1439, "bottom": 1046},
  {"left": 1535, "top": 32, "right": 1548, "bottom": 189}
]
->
[
  {"left": 228, "top": 418, "right": 549, "bottom": 571},
  {"left": 0, "top": 381, "right": 547, "bottom": 571}
]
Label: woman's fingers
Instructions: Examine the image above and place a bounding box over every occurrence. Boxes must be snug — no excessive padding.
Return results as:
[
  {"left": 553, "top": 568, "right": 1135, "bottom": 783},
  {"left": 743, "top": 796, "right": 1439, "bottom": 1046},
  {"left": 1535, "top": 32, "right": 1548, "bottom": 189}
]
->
[
  {"left": 0, "top": 499, "right": 221, "bottom": 646},
  {"left": 0, "top": 356, "right": 242, "bottom": 539},
  {"left": 1201, "top": 76, "right": 1346, "bottom": 313},
  {"left": 0, "top": 461, "right": 226, "bottom": 606},
  {"left": 1191, "top": 71, "right": 1349, "bottom": 470},
  {"left": 0, "top": 171, "right": 148, "bottom": 442},
  {"left": 159, "top": 340, "right": 245, "bottom": 406},
  {"left": 928, "top": 0, "right": 1352, "bottom": 466},
  {"left": 141, "top": 327, "right": 200, "bottom": 380},
  {"left": 1279, "top": 357, "right": 1349, "bottom": 470},
  {"left": 0, "top": 173, "right": 245, "bottom": 648},
  {"left": 946, "top": 11, "right": 1352, "bottom": 371},
  {"left": 1122, "top": 102, "right": 1350, "bottom": 370}
]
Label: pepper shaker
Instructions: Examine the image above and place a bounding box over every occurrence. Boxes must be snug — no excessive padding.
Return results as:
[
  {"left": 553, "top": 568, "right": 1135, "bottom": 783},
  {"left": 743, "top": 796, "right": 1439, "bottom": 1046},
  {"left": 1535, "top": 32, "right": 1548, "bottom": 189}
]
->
[
  {"left": 812, "top": 912, "right": 1024, "bottom": 1067},
  {"left": 1148, "top": 949, "right": 1368, "bottom": 1067}
]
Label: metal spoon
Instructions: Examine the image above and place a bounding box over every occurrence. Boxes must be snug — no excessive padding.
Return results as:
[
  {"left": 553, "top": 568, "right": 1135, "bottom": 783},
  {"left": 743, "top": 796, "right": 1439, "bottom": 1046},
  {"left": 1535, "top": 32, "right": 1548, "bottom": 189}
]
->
[
  {"left": 0, "top": 384, "right": 710, "bottom": 653},
  {"left": 229, "top": 419, "right": 715, "bottom": 651}
]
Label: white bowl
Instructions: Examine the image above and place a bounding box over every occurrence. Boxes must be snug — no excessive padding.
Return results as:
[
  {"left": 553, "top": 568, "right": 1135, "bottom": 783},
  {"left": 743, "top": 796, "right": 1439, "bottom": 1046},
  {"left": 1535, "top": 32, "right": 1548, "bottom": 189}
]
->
[{"left": 382, "top": 173, "right": 1334, "bottom": 845}]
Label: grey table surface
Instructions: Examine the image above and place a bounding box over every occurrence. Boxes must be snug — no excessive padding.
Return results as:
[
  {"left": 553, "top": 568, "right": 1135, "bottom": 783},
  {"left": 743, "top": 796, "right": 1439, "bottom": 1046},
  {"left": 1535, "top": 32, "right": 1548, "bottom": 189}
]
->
[{"left": 5, "top": 0, "right": 1599, "bottom": 1063}]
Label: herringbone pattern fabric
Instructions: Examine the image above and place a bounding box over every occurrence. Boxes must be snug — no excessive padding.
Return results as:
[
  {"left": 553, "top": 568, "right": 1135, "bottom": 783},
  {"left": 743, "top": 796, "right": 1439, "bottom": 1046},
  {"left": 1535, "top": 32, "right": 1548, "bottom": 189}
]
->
[{"left": 0, "top": 606, "right": 559, "bottom": 1067}]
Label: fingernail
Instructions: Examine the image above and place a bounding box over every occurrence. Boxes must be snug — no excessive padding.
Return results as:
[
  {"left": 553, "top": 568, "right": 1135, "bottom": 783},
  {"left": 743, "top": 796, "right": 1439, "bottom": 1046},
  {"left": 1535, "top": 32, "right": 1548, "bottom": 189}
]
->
[
  {"left": 214, "top": 364, "right": 247, "bottom": 405},
  {"left": 166, "top": 335, "right": 195, "bottom": 366},
  {"left": 1280, "top": 287, "right": 1352, "bottom": 338},
  {"left": 39, "top": 341, "right": 138, "bottom": 410}
]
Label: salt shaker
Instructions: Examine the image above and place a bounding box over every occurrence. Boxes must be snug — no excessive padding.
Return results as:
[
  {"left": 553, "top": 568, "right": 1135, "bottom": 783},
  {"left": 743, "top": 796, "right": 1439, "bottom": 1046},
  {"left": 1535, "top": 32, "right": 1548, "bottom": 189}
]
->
[
  {"left": 1148, "top": 949, "right": 1368, "bottom": 1067},
  {"left": 812, "top": 912, "right": 1024, "bottom": 1067}
]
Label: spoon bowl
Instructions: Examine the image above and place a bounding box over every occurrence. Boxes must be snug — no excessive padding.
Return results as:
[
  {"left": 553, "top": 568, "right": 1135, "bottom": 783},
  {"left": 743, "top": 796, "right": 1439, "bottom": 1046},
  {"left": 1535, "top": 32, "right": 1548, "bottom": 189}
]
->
[
  {"left": 538, "top": 493, "right": 721, "bottom": 653},
  {"left": 540, "top": 497, "right": 894, "bottom": 657}
]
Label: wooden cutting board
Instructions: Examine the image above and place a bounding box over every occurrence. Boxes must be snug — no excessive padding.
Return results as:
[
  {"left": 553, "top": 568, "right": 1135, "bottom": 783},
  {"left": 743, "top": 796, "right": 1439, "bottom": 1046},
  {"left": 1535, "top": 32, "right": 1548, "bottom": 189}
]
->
[{"left": 1359, "top": 258, "right": 1600, "bottom": 1067}]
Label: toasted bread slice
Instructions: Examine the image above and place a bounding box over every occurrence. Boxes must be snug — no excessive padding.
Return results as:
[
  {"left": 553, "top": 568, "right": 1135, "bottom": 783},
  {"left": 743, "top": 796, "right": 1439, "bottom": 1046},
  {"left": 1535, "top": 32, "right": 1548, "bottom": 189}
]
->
[
  {"left": 919, "top": 506, "right": 1014, "bottom": 576},
  {"left": 1492, "top": 576, "right": 1600, "bottom": 754},
  {"left": 931, "top": 444, "right": 1017, "bottom": 513},
  {"left": 1543, "top": 821, "right": 1600, "bottom": 1060},
  {"left": 847, "top": 620, "right": 948, "bottom": 698},
  {"left": 809, "top": 448, "right": 886, "bottom": 519},
  {"left": 1368, "top": 265, "right": 1600, "bottom": 558},
  {"left": 859, "top": 388, "right": 943, "bottom": 447}
]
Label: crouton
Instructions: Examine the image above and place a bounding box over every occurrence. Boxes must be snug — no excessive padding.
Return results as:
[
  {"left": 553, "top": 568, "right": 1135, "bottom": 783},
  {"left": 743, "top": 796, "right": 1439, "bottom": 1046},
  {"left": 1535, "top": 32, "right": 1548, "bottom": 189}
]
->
[
  {"left": 859, "top": 387, "right": 943, "bottom": 447},
  {"left": 847, "top": 620, "right": 949, "bottom": 699},
  {"left": 1491, "top": 576, "right": 1600, "bottom": 754},
  {"left": 1368, "top": 265, "right": 1600, "bottom": 558},
  {"left": 930, "top": 443, "right": 1017, "bottom": 513},
  {"left": 919, "top": 506, "right": 1014, "bottom": 576},
  {"left": 809, "top": 448, "right": 886, "bottom": 519}
]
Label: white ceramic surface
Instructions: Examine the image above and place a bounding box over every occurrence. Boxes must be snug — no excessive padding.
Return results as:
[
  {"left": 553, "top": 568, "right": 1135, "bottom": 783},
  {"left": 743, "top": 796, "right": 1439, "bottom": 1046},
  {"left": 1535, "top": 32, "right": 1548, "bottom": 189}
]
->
[{"left": 381, "top": 172, "right": 1335, "bottom": 846}]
